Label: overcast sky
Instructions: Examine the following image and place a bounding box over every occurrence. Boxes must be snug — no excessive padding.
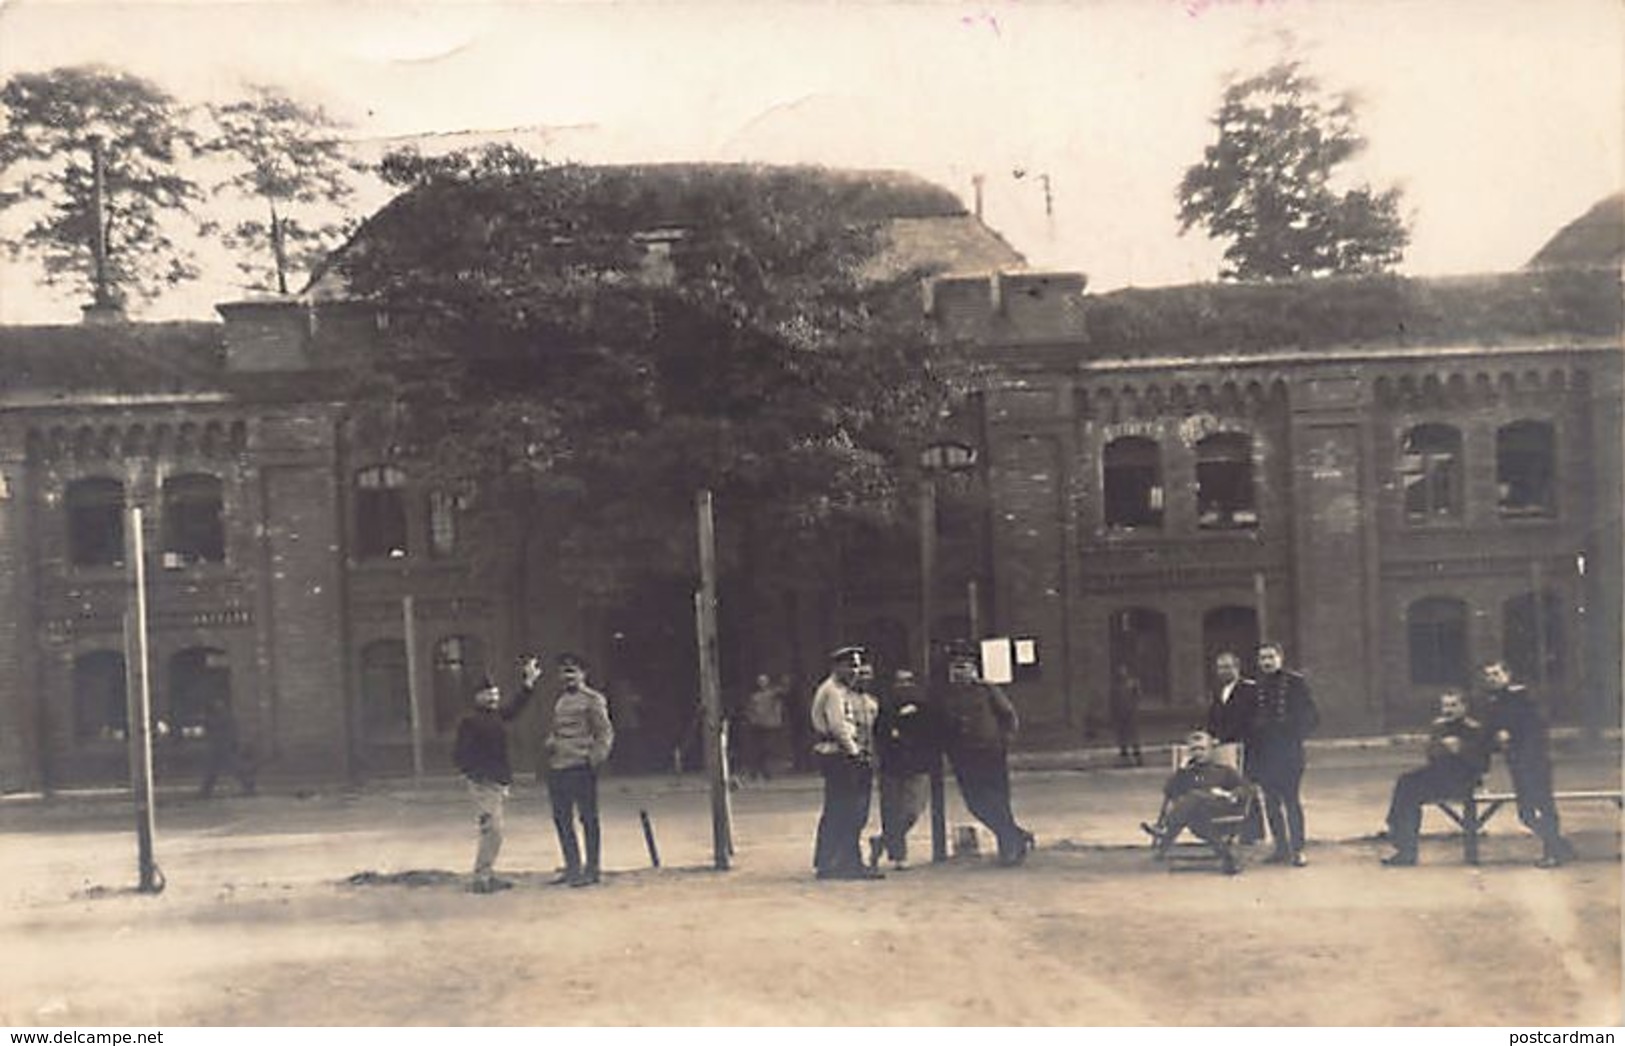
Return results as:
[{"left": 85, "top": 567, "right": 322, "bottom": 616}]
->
[{"left": 1, "top": 0, "right": 1621, "bottom": 323}]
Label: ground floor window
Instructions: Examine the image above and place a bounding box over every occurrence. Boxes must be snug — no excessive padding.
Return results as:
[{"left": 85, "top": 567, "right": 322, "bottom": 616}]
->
[
  {"left": 1503, "top": 590, "right": 1565, "bottom": 685},
  {"left": 1109, "top": 608, "right": 1169, "bottom": 706},
  {"left": 1407, "top": 597, "right": 1469, "bottom": 685},
  {"left": 360, "top": 639, "right": 411, "bottom": 737},
  {"left": 73, "top": 651, "right": 128, "bottom": 740}
]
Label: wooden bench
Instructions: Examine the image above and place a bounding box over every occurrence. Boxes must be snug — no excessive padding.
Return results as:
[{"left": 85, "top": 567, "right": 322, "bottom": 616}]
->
[{"left": 1434, "top": 788, "right": 1623, "bottom": 864}]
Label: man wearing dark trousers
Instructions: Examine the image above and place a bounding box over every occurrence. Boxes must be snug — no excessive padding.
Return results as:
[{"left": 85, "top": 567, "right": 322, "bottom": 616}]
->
[
  {"left": 543, "top": 652, "right": 614, "bottom": 887},
  {"left": 1250, "top": 641, "right": 1318, "bottom": 867},
  {"left": 939, "top": 641, "right": 1034, "bottom": 867},
  {"left": 1205, "top": 651, "right": 1262, "bottom": 843},
  {"left": 810, "top": 646, "right": 883, "bottom": 880},
  {"left": 869, "top": 667, "right": 941, "bottom": 871},
  {"left": 1380, "top": 690, "right": 1490, "bottom": 866},
  {"left": 1482, "top": 661, "right": 1576, "bottom": 868}
]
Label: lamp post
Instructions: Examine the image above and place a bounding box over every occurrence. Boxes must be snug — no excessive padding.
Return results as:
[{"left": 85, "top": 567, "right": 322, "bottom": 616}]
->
[{"left": 920, "top": 441, "right": 978, "bottom": 862}]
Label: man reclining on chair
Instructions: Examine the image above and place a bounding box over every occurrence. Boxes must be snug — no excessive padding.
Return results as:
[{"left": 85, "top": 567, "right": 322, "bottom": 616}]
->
[
  {"left": 1380, "top": 689, "right": 1490, "bottom": 866},
  {"left": 1142, "top": 730, "right": 1253, "bottom": 874}
]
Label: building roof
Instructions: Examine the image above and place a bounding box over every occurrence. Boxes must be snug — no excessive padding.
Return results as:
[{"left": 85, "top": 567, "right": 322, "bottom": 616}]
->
[
  {"left": 1526, "top": 193, "right": 1625, "bottom": 270},
  {"left": 934, "top": 268, "right": 1622, "bottom": 359},
  {"left": 0, "top": 323, "right": 227, "bottom": 398},
  {"left": 304, "top": 162, "right": 1022, "bottom": 301}
]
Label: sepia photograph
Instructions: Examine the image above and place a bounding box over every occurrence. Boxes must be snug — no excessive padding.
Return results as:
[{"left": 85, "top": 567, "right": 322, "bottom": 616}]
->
[{"left": 0, "top": 0, "right": 1620, "bottom": 1031}]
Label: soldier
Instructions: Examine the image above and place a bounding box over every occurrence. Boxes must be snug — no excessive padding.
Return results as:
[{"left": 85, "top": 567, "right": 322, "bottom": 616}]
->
[
  {"left": 809, "top": 645, "right": 883, "bottom": 880},
  {"left": 1142, "top": 729, "right": 1253, "bottom": 874},
  {"left": 1250, "top": 641, "right": 1318, "bottom": 867},
  {"left": 939, "top": 640, "right": 1034, "bottom": 866},
  {"left": 1380, "top": 690, "right": 1490, "bottom": 866},
  {"left": 543, "top": 652, "right": 615, "bottom": 887},
  {"left": 453, "top": 658, "right": 542, "bottom": 894},
  {"left": 868, "top": 667, "right": 941, "bottom": 871},
  {"left": 1205, "top": 651, "right": 1262, "bottom": 843},
  {"left": 1481, "top": 661, "right": 1576, "bottom": 868}
]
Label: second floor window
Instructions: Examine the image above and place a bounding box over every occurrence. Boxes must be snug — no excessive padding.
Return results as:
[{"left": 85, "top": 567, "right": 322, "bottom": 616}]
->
[
  {"left": 66, "top": 477, "right": 125, "bottom": 567},
  {"left": 1195, "top": 432, "right": 1257, "bottom": 529},
  {"left": 161, "top": 474, "right": 226, "bottom": 565},
  {"left": 355, "top": 465, "right": 409, "bottom": 560},
  {"left": 1103, "top": 437, "right": 1163, "bottom": 530},
  {"left": 1497, "top": 420, "right": 1555, "bottom": 518},
  {"left": 1400, "top": 424, "right": 1462, "bottom": 523}
]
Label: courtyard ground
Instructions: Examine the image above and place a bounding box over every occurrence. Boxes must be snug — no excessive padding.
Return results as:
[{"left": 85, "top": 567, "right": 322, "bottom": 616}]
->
[{"left": 2, "top": 741, "right": 1619, "bottom": 1027}]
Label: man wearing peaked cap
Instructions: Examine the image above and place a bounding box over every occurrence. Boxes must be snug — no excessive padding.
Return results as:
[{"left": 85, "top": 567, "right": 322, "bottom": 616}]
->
[
  {"left": 543, "top": 651, "right": 615, "bottom": 887},
  {"left": 938, "top": 639, "right": 1035, "bottom": 866},
  {"left": 452, "top": 656, "right": 543, "bottom": 893},
  {"left": 809, "top": 644, "right": 883, "bottom": 880}
]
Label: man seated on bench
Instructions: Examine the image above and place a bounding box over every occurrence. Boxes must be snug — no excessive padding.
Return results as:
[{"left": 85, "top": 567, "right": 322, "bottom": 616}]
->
[
  {"left": 1142, "top": 730, "right": 1253, "bottom": 874},
  {"left": 1381, "top": 690, "right": 1490, "bottom": 866}
]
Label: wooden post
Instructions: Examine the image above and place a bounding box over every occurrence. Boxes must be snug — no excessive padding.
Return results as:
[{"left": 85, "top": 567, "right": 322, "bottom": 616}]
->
[
  {"left": 403, "top": 595, "right": 424, "bottom": 784},
  {"left": 921, "top": 478, "right": 947, "bottom": 863},
  {"left": 968, "top": 578, "right": 981, "bottom": 644},
  {"left": 124, "top": 505, "right": 160, "bottom": 893},
  {"left": 1253, "top": 571, "right": 1269, "bottom": 645},
  {"left": 695, "top": 490, "right": 731, "bottom": 870}
]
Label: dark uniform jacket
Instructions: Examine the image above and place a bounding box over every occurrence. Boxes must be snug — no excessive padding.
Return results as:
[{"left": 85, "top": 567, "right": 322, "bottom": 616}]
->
[
  {"left": 939, "top": 681, "right": 1018, "bottom": 754},
  {"left": 1164, "top": 759, "right": 1247, "bottom": 805},
  {"left": 452, "top": 685, "right": 536, "bottom": 786},
  {"left": 1205, "top": 678, "right": 1258, "bottom": 746},
  {"left": 1485, "top": 684, "right": 1552, "bottom": 773},
  {"left": 1424, "top": 714, "right": 1491, "bottom": 787},
  {"left": 875, "top": 684, "right": 942, "bottom": 777},
  {"left": 1249, "top": 670, "right": 1318, "bottom": 785}
]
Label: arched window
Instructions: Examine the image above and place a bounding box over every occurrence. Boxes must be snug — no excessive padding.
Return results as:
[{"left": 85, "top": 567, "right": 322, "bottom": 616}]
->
[
  {"left": 1195, "top": 432, "right": 1257, "bottom": 529},
  {"left": 168, "top": 647, "right": 231, "bottom": 737},
  {"left": 1109, "top": 608, "right": 1169, "bottom": 706},
  {"left": 1503, "top": 591, "right": 1565, "bottom": 685},
  {"left": 1407, "top": 597, "right": 1469, "bottom": 685},
  {"left": 1400, "top": 424, "right": 1462, "bottom": 522},
  {"left": 161, "top": 473, "right": 226, "bottom": 566},
  {"left": 433, "top": 635, "right": 486, "bottom": 734},
  {"left": 360, "top": 639, "right": 411, "bottom": 737},
  {"left": 355, "top": 465, "right": 409, "bottom": 560},
  {"left": 1203, "top": 605, "right": 1260, "bottom": 678},
  {"left": 1103, "top": 437, "right": 1163, "bottom": 530},
  {"left": 66, "top": 477, "right": 125, "bottom": 567},
  {"left": 427, "top": 490, "right": 468, "bottom": 558},
  {"left": 1497, "top": 421, "right": 1555, "bottom": 518},
  {"left": 74, "top": 650, "right": 128, "bottom": 740}
]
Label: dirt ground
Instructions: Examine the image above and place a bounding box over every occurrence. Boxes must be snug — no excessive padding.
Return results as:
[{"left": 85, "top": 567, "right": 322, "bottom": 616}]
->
[{"left": 2, "top": 751, "right": 1620, "bottom": 1027}]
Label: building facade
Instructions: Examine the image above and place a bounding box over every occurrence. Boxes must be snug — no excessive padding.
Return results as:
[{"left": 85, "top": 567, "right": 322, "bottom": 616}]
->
[{"left": 1, "top": 185, "right": 1619, "bottom": 792}]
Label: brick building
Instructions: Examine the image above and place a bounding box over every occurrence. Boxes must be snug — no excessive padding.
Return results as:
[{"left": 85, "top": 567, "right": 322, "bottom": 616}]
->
[{"left": 0, "top": 176, "right": 1618, "bottom": 791}]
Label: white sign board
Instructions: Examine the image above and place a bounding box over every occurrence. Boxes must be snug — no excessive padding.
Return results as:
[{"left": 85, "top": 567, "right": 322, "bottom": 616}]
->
[{"left": 980, "top": 638, "right": 1014, "bottom": 684}]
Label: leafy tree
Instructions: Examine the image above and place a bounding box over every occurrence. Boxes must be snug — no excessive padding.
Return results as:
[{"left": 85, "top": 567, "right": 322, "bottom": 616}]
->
[
  {"left": 339, "top": 147, "right": 960, "bottom": 602},
  {"left": 0, "top": 65, "right": 201, "bottom": 306},
  {"left": 200, "top": 86, "right": 367, "bottom": 294},
  {"left": 1178, "top": 60, "right": 1409, "bottom": 280}
]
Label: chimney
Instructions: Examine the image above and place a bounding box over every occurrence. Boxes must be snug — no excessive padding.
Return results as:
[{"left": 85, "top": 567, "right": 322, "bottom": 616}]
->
[
  {"left": 972, "top": 174, "right": 986, "bottom": 221},
  {"left": 82, "top": 135, "right": 127, "bottom": 325}
]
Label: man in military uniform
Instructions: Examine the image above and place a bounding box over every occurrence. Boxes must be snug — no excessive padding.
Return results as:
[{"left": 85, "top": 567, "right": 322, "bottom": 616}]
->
[
  {"left": 1250, "top": 641, "right": 1318, "bottom": 867},
  {"left": 809, "top": 645, "right": 883, "bottom": 880},
  {"left": 1482, "top": 661, "right": 1576, "bottom": 868},
  {"left": 1380, "top": 690, "right": 1490, "bottom": 866},
  {"left": 939, "top": 641, "right": 1034, "bottom": 866},
  {"left": 1205, "top": 651, "right": 1262, "bottom": 843},
  {"left": 869, "top": 667, "right": 941, "bottom": 871},
  {"left": 1142, "top": 729, "right": 1253, "bottom": 874}
]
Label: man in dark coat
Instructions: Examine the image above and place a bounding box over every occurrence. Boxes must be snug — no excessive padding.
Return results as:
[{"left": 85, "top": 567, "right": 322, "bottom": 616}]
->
[
  {"left": 1482, "top": 661, "right": 1576, "bottom": 868},
  {"left": 1143, "top": 730, "right": 1253, "bottom": 874},
  {"left": 1205, "top": 651, "right": 1262, "bottom": 843},
  {"left": 868, "top": 667, "right": 942, "bottom": 871},
  {"left": 1250, "top": 641, "right": 1318, "bottom": 867},
  {"left": 1380, "top": 690, "right": 1491, "bottom": 866},
  {"left": 939, "top": 641, "right": 1034, "bottom": 866},
  {"left": 453, "top": 657, "right": 541, "bottom": 893}
]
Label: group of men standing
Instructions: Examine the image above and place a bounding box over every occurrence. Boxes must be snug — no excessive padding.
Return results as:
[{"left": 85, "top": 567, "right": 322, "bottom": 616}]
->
[
  {"left": 809, "top": 641, "right": 1035, "bottom": 880},
  {"left": 451, "top": 652, "right": 615, "bottom": 893},
  {"left": 1203, "top": 642, "right": 1319, "bottom": 867}
]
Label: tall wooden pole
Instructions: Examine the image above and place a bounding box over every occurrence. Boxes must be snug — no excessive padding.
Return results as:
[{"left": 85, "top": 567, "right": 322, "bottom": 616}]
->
[
  {"left": 921, "top": 477, "right": 947, "bottom": 863},
  {"left": 124, "top": 505, "right": 160, "bottom": 893},
  {"left": 1253, "top": 570, "right": 1270, "bottom": 646},
  {"left": 695, "top": 490, "right": 731, "bottom": 869},
  {"left": 403, "top": 595, "right": 424, "bottom": 783},
  {"left": 89, "top": 136, "right": 113, "bottom": 307}
]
